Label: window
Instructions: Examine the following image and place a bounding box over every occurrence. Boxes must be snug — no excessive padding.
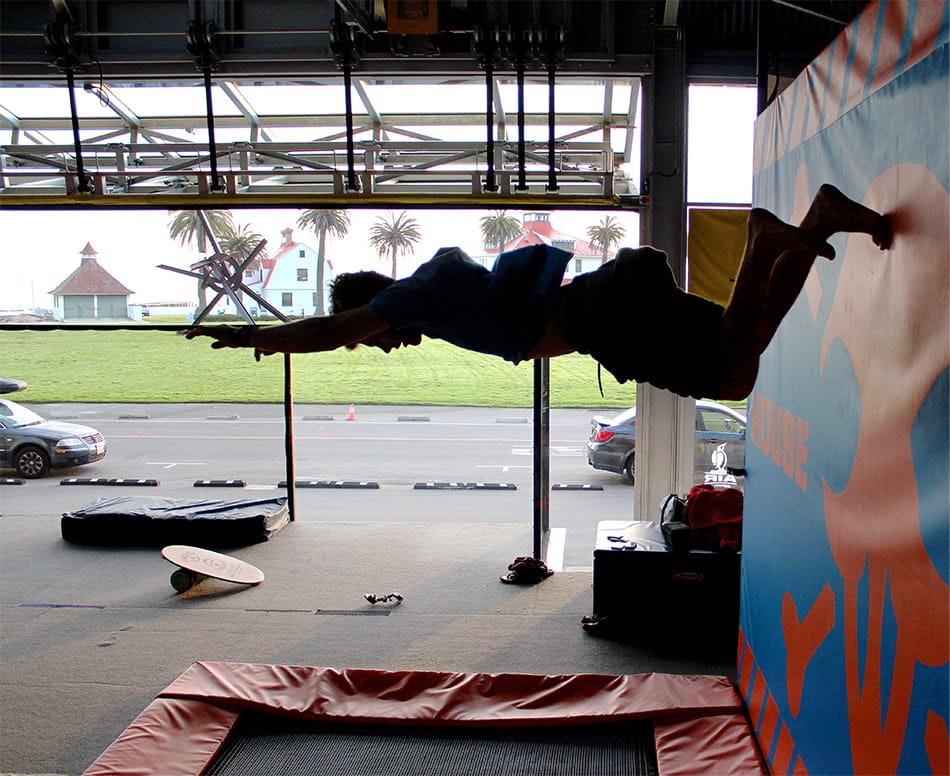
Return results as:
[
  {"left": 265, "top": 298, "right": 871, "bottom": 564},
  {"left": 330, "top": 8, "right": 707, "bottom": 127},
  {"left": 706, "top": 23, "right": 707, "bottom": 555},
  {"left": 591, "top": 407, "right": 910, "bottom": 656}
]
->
[
  {"left": 687, "top": 85, "right": 756, "bottom": 204},
  {"left": 298, "top": 249, "right": 306, "bottom": 258},
  {"left": 698, "top": 407, "right": 744, "bottom": 435},
  {"left": 297, "top": 268, "right": 308, "bottom": 282},
  {"left": 575, "top": 258, "right": 584, "bottom": 273},
  {"left": 281, "top": 292, "right": 293, "bottom": 306},
  {"left": 552, "top": 239, "right": 575, "bottom": 252}
]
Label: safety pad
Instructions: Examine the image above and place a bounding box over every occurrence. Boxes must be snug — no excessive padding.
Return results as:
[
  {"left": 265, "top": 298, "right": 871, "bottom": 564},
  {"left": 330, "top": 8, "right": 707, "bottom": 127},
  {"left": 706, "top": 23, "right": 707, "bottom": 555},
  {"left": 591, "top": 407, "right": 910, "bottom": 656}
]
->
[
  {"left": 84, "top": 662, "right": 766, "bottom": 775},
  {"left": 61, "top": 496, "right": 288, "bottom": 548}
]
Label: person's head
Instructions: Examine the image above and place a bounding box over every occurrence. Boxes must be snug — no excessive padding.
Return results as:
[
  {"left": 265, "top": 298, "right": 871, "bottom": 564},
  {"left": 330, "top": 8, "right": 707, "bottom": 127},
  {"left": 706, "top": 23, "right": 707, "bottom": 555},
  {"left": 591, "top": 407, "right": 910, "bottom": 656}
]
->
[
  {"left": 329, "top": 271, "right": 393, "bottom": 314},
  {"left": 329, "top": 270, "right": 422, "bottom": 352}
]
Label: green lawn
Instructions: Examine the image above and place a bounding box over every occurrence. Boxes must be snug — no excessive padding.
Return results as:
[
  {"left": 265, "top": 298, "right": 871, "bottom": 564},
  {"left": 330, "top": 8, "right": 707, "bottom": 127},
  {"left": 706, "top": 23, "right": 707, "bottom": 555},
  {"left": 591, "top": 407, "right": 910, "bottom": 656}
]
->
[{"left": 2, "top": 328, "right": 640, "bottom": 408}]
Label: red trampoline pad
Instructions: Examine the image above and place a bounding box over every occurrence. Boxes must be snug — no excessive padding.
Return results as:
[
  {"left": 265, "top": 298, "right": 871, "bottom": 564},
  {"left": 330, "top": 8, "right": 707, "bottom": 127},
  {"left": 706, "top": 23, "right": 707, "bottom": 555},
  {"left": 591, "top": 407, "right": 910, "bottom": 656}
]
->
[{"left": 85, "top": 661, "right": 765, "bottom": 775}]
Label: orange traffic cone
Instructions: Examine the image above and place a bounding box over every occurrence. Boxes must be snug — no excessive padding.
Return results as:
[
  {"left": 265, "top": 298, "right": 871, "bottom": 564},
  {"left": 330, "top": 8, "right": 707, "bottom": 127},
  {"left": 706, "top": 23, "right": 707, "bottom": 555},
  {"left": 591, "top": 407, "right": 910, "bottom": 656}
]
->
[{"left": 346, "top": 404, "right": 356, "bottom": 421}]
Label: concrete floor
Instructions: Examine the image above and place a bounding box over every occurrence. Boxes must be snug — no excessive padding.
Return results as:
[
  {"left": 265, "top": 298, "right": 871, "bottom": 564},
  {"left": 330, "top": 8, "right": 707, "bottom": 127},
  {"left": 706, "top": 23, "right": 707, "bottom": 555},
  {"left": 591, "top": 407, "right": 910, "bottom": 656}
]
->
[{"left": 1, "top": 500, "right": 733, "bottom": 774}]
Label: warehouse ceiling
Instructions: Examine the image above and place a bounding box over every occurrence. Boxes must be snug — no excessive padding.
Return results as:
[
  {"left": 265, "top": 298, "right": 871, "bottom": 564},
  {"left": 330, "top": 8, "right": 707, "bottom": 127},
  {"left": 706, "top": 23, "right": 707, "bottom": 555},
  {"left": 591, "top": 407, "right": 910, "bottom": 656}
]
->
[{"left": 0, "top": 0, "right": 869, "bottom": 204}]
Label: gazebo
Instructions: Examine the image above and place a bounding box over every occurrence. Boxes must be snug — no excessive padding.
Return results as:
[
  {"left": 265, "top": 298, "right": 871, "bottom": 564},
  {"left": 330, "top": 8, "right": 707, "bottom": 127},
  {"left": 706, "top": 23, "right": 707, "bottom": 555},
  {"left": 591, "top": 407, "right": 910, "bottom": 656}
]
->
[{"left": 49, "top": 243, "right": 134, "bottom": 320}]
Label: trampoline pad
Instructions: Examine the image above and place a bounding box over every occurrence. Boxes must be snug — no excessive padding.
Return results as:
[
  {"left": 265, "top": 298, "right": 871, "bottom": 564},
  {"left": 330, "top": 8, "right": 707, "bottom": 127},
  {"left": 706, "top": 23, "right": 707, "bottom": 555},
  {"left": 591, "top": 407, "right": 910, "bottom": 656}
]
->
[
  {"left": 84, "top": 662, "right": 766, "bottom": 775},
  {"left": 61, "top": 495, "right": 288, "bottom": 548}
]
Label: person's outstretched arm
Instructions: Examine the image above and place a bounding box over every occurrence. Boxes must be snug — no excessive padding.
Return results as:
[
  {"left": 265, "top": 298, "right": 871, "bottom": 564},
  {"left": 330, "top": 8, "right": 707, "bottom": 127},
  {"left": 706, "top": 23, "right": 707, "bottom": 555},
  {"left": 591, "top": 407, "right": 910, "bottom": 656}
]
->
[{"left": 184, "top": 305, "right": 391, "bottom": 359}]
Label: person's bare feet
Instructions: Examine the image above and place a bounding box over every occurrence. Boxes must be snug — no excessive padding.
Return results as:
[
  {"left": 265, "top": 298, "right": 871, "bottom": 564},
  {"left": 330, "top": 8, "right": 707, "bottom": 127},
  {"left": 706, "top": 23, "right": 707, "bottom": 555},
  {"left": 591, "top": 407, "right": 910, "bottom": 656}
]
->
[
  {"left": 747, "top": 207, "right": 836, "bottom": 261},
  {"left": 800, "top": 183, "right": 892, "bottom": 249}
]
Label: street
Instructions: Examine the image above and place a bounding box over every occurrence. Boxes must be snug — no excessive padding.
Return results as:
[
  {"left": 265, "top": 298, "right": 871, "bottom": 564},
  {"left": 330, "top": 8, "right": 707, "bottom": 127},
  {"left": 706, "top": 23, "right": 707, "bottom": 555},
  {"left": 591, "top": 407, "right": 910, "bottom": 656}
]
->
[{"left": 0, "top": 403, "right": 638, "bottom": 569}]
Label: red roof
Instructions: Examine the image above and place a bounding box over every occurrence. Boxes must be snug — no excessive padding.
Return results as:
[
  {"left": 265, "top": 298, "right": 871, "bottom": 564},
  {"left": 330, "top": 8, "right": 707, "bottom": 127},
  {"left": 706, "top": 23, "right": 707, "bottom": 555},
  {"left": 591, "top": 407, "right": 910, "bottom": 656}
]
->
[
  {"left": 49, "top": 257, "right": 134, "bottom": 296},
  {"left": 491, "top": 215, "right": 596, "bottom": 255}
]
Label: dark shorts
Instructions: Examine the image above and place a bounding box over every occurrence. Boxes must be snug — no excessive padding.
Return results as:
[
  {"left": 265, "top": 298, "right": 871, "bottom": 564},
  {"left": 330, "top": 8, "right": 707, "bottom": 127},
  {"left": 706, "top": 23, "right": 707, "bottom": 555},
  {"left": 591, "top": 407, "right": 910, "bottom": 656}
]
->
[{"left": 561, "top": 247, "right": 725, "bottom": 399}]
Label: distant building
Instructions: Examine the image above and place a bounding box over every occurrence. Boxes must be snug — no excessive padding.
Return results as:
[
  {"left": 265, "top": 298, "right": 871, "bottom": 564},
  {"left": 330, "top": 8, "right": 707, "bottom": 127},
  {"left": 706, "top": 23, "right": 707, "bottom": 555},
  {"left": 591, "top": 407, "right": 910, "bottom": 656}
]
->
[
  {"left": 49, "top": 243, "right": 134, "bottom": 320},
  {"left": 245, "top": 228, "right": 328, "bottom": 316},
  {"left": 485, "top": 212, "right": 602, "bottom": 280}
]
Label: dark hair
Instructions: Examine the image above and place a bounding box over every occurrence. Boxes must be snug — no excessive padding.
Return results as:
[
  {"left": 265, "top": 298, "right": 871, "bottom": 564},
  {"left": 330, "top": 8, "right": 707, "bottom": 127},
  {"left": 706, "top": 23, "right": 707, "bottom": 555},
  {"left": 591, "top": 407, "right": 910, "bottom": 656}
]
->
[{"left": 330, "top": 271, "right": 394, "bottom": 314}]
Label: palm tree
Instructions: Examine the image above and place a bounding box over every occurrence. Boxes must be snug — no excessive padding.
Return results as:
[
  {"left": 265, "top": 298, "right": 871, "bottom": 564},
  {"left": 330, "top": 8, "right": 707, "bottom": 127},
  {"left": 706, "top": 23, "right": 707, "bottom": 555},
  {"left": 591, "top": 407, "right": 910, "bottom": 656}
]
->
[
  {"left": 479, "top": 210, "right": 522, "bottom": 251},
  {"left": 369, "top": 211, "right": 422, "bottom": 279},
  {"left": 218, "top": 222, "right": 269, "bottom": 311},
  {"left": 167, "top": 209, "right": 234, "bottom": 307},
  {"left": 296, "top": 209, "right": 351, "bottom": 315},
  {"left": 219, "top": 222, "right": 268, "bottom": 263},
  {"left": 587, "top": 215, "right": 626, "bottom": 264}
]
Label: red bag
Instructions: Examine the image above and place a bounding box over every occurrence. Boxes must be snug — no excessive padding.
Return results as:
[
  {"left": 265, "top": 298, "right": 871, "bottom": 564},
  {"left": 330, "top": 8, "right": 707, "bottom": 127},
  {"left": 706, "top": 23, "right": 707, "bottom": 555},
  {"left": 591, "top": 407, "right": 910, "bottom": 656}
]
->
[{"left": 685, "top": 485, "right": 743, "bottom": 552}]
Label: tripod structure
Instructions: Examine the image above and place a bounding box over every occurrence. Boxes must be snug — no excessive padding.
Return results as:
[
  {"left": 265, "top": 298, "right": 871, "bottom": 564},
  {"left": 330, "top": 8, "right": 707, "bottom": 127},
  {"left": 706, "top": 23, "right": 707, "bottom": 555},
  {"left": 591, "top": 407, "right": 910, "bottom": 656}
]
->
[{"left": 157, "top": 211, "right": 286, "bottom": 324}]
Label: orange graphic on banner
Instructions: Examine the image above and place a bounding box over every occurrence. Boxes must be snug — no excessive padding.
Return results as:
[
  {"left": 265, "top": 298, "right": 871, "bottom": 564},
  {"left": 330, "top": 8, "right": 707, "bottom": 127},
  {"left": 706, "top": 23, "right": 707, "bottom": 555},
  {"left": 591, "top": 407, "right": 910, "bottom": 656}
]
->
[
  {"left": 814, "top": 164, "right": 950, "bottom": 773},
  {"left": 782, "top": 585, "right": 836, "bottom": 718}
]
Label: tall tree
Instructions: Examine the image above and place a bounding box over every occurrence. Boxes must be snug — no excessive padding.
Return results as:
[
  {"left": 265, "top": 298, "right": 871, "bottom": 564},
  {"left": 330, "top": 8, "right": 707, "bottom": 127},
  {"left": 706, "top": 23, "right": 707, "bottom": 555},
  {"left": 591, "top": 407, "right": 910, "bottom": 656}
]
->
[
  {"left": 218, "top": 222, "right": 269, "bottom": 312},
  {"left": 369, "top": 211, "right": 422, "bottom": 279},
  {"left": 167, "top": 209, "right": 234, "bottom": 308},
  {"left": 479, "top": 210, "right": 522, "bottom": 251},
  {"left": 296, "top": 209, "right": 351, "bottom": 315},
  {"left": 586, "top": 215, "right": 626, "bottom": 264}
]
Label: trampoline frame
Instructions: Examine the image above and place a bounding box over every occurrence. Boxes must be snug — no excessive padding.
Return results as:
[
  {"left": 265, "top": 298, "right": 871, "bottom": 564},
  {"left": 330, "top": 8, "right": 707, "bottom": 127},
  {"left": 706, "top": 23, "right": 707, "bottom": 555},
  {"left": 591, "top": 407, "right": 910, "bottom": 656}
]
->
[{"left": 84, "top": 661, "right": 765, "bottom": 775}]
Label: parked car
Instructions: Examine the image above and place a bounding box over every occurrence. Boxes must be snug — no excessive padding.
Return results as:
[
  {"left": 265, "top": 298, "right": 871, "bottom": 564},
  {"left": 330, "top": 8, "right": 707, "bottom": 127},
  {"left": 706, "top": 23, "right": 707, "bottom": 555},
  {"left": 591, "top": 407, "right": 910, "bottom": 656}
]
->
[
  {"left": 0, "top": 398, "right": 107, "bottom": 478},
  {"left": 0, "top": 377, "right": 27, "bottom": 394},
  {"left": 587, "top": 399, "right": 746, "bottom": 485}
]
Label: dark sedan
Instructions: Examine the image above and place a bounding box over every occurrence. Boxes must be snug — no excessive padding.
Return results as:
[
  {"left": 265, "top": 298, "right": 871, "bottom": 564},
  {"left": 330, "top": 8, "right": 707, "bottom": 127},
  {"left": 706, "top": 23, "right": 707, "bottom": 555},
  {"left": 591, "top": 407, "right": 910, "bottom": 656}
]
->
[
  {"left": 0, "top": 398, "right": 107, "bottom": 478},
  {"left": 587, "top": 399, "right": 746, "bottom": 485}
]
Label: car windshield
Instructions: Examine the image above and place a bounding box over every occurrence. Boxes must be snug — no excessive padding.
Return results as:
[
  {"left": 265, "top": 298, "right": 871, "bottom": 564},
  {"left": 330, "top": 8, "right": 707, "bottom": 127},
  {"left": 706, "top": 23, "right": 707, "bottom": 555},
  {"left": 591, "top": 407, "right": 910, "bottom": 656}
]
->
[{"left": 0, "top": 400, "right": 44, "bottom": 428}]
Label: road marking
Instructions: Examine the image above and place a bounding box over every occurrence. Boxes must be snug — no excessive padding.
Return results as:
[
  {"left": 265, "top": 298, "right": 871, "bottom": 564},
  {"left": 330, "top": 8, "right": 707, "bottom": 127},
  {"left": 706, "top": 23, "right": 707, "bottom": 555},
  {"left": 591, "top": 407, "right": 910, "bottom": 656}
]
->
[
  {"left": 146, "top": 462, "right": 205, "bottom": 469},
  {"left": 511, "top": 445, "right": 584, "bottom": 456}
]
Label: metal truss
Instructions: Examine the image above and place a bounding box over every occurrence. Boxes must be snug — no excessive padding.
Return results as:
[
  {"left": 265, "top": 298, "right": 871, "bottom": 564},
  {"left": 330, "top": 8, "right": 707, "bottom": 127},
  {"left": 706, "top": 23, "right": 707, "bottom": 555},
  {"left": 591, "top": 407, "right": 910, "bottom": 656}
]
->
[{"left": 0, "top": 75, "right": 640, "bottom": 208}]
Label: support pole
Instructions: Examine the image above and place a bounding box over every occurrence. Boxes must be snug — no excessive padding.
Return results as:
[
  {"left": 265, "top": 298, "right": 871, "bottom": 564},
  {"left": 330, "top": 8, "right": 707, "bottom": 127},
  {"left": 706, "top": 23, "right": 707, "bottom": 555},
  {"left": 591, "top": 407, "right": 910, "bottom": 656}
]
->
[
  {"left": 186, "top": 20, "right": 223, "bottom": 193},
  {"left": 201, "top": 66, "right": 222, "bottom": 192},
  {"left": 44, "top": 7, "right": 92, "bottom": 194},
  {"left": 636, "top": 23, "right": 695, "bottom": 523},
  {"left": 332, "top": 19, "right": 361, "bottom": 193},
  {"left": 756, "top": 2, "right": 771, "bottom": 114},
  {"left": 515, "top": 54, "right": 528, "bottom": 192},
  {"left": 342, "top": 53, "right": 359, "bottom": 193},
  {"left": 545, "top": 26, "right": 562, "bottom": 193},
  {"left": 484, "top": 55, "right": 498, "bottom": 193},
  {"left": 284, "top": 354, "right": 296, "bottom": 522},
  {"left": 64, "top": 68, "right": 92, "bottom": 193},
  {"left": 546, "top": 59, "right": 558, "bottom": 193},
  {"left": 532, "top": 357, "right": 550, "bottom": 559}
]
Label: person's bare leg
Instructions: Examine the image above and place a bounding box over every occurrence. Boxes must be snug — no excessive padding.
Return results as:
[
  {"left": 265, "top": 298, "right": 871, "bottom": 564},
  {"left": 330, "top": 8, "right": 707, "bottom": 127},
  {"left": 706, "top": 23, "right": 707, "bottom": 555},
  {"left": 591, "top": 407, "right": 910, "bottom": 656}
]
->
[
  {"left": 716, "top": 186, "right": 890, "bottom": 399},
  {"left": 717, "top": 208, "right": 827, "bottom": 397},
  {"left": 758, "top": 185, "right": 892, "bottom": 350},
  {"left": 799, "top": 183, "right": 892, "bottom": 250}
]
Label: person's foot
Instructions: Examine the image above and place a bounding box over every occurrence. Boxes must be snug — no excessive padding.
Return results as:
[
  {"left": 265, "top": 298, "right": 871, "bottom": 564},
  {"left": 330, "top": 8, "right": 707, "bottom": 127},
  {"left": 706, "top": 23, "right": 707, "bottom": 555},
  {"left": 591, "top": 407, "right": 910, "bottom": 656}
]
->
[
  {"left": 800, "top": 184, "right": 892, "bottom": 250},
  {"left": 747, "top": 208, "right": 835, "bottom": 261}
]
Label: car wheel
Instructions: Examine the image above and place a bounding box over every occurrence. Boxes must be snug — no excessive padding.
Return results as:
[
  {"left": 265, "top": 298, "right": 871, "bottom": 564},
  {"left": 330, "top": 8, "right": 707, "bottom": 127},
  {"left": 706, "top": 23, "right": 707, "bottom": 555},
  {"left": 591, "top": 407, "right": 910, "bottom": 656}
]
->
[
  {"left": 14, "top": 445, "right": 50, "bottom": 479},
  {"left": 623, "top": 454, "right": 635, "bottom": 485}
]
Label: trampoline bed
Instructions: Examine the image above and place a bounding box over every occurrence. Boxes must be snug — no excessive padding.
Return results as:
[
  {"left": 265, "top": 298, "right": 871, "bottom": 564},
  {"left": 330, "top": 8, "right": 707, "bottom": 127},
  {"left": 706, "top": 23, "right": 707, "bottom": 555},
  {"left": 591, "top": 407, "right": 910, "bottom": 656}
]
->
[{"left": 84, "top": 662, "right": 765, "bottom": 775}]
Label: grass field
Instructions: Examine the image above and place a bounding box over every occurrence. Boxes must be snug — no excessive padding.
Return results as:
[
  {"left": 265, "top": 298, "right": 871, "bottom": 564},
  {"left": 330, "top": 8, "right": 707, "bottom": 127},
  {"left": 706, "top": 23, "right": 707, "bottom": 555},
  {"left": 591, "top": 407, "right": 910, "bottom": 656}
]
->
[{"left": 2, "top": 327, "right": 643, "bottom": 409}]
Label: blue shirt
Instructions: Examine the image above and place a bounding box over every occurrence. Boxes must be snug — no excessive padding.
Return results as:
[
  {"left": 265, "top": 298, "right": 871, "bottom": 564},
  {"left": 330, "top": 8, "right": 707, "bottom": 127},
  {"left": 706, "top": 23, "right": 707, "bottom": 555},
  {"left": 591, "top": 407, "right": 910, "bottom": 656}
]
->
[{"left": 368, "top": 245, "right": 573, "bottom": 363}]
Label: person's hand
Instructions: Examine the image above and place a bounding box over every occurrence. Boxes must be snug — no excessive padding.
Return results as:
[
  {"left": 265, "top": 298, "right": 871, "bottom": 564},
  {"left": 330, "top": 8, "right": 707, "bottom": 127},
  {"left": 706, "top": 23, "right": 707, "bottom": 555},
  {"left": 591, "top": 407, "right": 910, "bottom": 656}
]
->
[
  {"left": 182, "top": 324, "right": 251, "bottom": 350},
  {"left": 183, "top": 325, "right": 278, "bottom": 362}
]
